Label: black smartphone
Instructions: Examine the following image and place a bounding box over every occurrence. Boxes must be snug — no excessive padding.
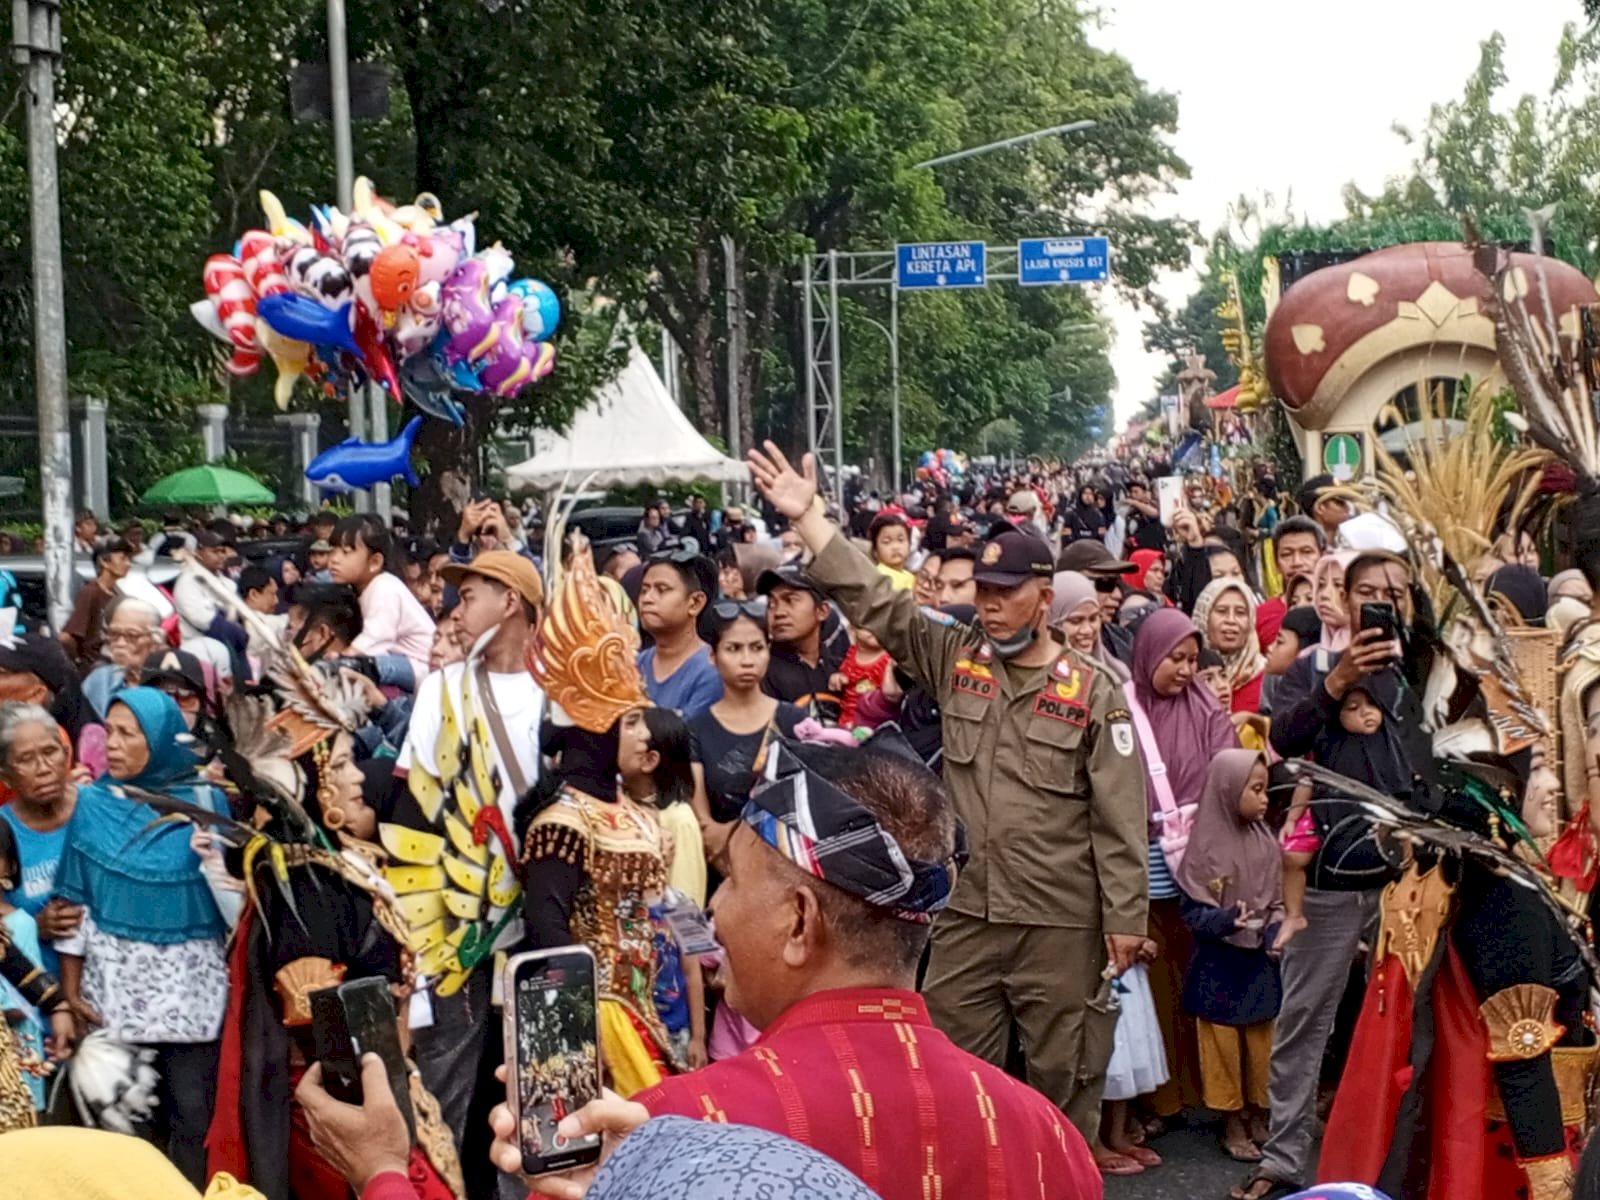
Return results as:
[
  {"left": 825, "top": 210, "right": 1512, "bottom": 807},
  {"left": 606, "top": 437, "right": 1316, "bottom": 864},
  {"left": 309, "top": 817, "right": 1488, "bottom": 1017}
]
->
[
  {"left": 1360, "top": 601, "right": 1402, "bottom": 664},
  {"left": 309, "top": 976, "right": 415, "bottom": 1141},
  {"left": 1359, "top": 601, "right": 1399, "bottom": 645},
  {"left": 502, "top": 947, "right": 602, "bottom": 1178}
]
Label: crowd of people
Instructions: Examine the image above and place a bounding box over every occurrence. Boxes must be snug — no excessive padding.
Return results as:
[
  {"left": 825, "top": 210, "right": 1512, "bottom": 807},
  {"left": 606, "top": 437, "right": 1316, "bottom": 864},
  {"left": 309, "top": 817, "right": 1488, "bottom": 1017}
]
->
[{"left": 3, "top": 425, "right": 1600, "bottom": 1200}]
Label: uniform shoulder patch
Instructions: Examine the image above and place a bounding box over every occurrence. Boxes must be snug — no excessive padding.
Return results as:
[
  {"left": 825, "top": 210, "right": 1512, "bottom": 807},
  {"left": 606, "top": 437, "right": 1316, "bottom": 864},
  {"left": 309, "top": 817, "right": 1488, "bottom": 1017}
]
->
[
  {"left": 1112, "top": 721, "right": 1135, "bottom": 757},
  {"left": 1104, "top": 707, "right": 1132, "bottom": 723},
  {"left": 919, "top": 605, "right": 956, "bottom": 626}
]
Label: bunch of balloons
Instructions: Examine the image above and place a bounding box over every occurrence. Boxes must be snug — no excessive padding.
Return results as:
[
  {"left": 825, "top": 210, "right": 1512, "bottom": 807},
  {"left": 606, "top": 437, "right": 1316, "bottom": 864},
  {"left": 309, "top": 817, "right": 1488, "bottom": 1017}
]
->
[
  {"left": 192, "top": 178, "right": 561, "bottom": 427},
  {"left": 914, "top": 448, "right": 967, "bottom": 489}
]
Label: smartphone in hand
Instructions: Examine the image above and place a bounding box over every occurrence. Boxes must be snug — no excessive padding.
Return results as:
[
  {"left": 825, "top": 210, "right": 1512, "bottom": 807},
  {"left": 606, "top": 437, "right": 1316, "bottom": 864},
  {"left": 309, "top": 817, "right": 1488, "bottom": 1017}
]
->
[
  {"left": 1359, "top": 602, "right": 1401, "bottom": 661},
  {"left": 502, "top": 947, "right": 603, "bottom": 1177},
  {"left": 309, "top": 976, "right": 416, "bottom": 1141}
]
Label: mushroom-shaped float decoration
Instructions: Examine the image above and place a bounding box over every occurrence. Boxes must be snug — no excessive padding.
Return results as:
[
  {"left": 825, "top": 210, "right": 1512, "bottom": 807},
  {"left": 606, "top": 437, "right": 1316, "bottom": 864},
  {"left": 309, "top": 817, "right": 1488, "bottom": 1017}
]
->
[{"left": 1264, "top": 241, "right": 1599, "bottom": 433}]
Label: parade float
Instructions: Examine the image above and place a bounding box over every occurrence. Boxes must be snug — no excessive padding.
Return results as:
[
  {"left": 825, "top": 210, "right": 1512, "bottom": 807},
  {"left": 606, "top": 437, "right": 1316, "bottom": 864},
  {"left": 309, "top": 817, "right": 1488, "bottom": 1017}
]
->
[{"left": 1260, "top": 240, "right": 1598, "bottom": 483}]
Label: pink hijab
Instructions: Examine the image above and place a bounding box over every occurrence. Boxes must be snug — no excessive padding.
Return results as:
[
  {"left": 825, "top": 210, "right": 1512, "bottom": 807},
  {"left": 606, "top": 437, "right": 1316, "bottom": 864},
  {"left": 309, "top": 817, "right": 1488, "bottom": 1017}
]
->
[
  {"left": 1174, "top": 748, "right": 1283, "bottom": 948},
  {"left": 1130, "top": 608, "right": 1240, "bottom": 820},
  {"left": 1311, "top": 550, "right": 1358, "bottom": 653}
]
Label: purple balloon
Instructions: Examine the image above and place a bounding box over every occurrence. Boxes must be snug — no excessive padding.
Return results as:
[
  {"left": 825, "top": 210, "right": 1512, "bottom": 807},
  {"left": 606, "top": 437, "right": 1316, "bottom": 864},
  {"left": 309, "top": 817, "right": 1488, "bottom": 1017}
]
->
[{"left": 440, "top": 258, "right": 496, "bottom": 366}]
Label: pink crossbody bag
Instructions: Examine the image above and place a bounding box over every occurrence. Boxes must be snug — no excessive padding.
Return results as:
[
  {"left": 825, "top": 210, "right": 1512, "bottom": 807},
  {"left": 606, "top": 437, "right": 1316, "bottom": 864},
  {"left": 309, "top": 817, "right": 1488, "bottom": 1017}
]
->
[{"left": 1122, "top": 680, "right": 1193, "bottom": 874}]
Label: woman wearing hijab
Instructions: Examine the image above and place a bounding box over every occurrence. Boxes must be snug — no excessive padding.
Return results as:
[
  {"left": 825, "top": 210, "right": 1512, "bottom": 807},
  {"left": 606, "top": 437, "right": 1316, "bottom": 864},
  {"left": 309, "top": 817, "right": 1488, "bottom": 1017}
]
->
[
  {"left": 51, "top": 687, "right": 230, "bottom": 1186},
  {"left": 1049, "top": 571, "right": 1130, "bottom": 683},
  {"left": 1191, "top": 579, "right": 1268, "bottom": 716},
  {"left": 1486, "top": 564, "right": 1549, "bottom": 627},
  {"left": 1547, "top": 567, "right": 1593, "bottom": 635},
  {"left": 1174, "top": 750, "right": 1283, "bottom": 1162},
  {"left": 1310, "top": 551, "right": 1358, "bottom": 655},
  {"left": 1065, "top": 484, "right": 1108, "bottom": 544},
  {"left": 1127, "top": 609, "right": 1239, "bottom": 1123},
  {"left": 1124, "top": 549, "right": 1170, "bottom": 600},
  {"left": 0, "top": 632, "right": 105, "bottom": 779}
]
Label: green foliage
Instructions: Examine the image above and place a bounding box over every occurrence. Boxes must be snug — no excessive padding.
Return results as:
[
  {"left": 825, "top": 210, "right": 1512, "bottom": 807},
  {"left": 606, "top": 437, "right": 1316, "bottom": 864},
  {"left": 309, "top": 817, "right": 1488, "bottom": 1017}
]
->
[{"left": 3, "top": 0, "right": 1192, "bottom": 519}]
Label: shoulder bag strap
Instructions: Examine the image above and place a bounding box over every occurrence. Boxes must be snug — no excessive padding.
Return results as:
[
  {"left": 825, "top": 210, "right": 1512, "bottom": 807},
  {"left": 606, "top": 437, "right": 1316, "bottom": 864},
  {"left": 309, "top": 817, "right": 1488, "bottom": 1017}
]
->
[
  {"left": 475, "top": 663, "right": 530, "bottom": 799},
  {"left": 1122, "top": 680, "right": 1178, "bottom": 819}
]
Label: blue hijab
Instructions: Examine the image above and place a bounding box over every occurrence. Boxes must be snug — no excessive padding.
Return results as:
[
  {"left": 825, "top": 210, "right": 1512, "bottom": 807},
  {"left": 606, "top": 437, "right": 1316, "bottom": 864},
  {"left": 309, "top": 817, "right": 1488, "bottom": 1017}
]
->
[{"left": 52, "top": 687, "right": 226, "bottom": 944}]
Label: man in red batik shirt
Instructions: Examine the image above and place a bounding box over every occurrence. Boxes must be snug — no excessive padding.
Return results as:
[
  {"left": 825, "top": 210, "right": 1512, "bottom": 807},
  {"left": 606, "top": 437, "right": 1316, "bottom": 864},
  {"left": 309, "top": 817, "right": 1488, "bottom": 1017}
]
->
[{"left": 490, "top": 737, "right": 1103, "bottom": 1200}]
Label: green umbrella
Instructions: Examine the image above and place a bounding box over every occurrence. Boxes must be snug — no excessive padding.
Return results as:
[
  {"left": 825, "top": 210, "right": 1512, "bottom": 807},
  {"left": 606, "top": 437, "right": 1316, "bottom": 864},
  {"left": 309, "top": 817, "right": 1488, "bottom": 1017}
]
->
[{"left": 141, "top": 465, "right": 276, "bottom": 507}]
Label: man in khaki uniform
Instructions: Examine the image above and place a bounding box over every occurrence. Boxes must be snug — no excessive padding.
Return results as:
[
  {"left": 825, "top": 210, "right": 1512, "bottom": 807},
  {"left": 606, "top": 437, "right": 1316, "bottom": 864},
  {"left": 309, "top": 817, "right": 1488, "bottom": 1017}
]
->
[{"left": 749, "top": 443, "right": 1149, "bottom": 1151}]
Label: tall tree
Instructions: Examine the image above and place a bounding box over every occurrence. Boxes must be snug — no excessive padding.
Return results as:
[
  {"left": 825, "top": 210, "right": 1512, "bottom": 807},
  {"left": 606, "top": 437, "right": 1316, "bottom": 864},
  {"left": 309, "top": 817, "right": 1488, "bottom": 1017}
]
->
[{"left": 4, "top": 0, "right": 1192, "bottom": 521}]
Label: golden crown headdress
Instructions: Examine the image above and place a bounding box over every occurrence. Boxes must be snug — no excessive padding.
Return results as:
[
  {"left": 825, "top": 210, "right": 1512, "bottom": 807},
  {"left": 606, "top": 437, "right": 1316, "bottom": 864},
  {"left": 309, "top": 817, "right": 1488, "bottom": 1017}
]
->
[{"left": 525, "top": 522, "right": 648, "bottom": 733}]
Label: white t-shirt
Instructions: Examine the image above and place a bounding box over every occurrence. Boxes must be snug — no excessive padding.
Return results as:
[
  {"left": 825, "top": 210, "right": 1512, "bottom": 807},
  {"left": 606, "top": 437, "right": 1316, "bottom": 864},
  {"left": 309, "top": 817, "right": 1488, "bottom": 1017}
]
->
[
  {"left": 353, "top": 571, "right": 435, "bottom": 682},
  {"left": 396, "top": 663, "right": 544, "bottom": 953},
  {"left": 397, "top": 662, "right": 545, "bottom": 823}
]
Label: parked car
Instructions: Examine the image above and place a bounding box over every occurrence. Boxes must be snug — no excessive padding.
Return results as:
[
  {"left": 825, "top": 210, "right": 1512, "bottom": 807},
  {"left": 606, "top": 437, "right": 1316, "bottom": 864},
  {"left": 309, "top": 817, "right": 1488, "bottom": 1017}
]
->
[{"left": 1, "top": 554, "right": 181, "bottom": 629}]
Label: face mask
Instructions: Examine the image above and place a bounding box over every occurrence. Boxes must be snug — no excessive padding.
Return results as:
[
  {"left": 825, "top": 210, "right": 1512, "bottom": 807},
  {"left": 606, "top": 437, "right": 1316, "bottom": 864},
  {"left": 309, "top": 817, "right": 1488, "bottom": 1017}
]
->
[{"left": 989, "top": 622, "right": 1038, "bottom": 660}]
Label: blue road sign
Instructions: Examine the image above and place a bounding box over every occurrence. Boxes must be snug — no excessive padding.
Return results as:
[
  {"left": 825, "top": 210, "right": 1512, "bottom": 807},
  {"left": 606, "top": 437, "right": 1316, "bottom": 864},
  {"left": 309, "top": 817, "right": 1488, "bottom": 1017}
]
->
[
  {"left": 896, "top": 241, "right": 987, "bottom": 290},
  {"left": 1017, "top": 236, "right": 1110, "bottom": 286}
]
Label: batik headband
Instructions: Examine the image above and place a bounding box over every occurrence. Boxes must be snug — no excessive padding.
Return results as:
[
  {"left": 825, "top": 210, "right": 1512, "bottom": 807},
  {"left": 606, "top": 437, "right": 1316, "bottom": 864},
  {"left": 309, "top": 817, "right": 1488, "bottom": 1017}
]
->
[{"left": 740, "top": 739, "right": 967, "bottom": 924}]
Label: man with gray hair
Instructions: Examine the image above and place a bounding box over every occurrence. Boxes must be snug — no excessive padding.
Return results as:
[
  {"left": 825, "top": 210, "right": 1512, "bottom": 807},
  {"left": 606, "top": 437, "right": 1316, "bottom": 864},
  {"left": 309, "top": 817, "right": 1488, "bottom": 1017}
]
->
[{"left": 82, "top": 594, "right": 163, "bottom": 718}]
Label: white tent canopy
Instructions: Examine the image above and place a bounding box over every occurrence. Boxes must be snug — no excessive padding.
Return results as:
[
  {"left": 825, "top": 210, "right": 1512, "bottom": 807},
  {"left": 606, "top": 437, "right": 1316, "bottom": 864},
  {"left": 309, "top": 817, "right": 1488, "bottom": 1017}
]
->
[{"left": 505, "top": 340, "right": 748, "bottom": 491}]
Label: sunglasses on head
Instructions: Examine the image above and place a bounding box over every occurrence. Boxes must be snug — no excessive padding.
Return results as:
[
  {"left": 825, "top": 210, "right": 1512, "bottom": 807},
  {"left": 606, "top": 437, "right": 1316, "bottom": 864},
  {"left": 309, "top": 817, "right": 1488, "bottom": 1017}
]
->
[
  {"left": 650, "top": 548, "right": 700, "bottom": 565},
  {"left": 712, "top": 598, "right": 765, "bottom": 622}
]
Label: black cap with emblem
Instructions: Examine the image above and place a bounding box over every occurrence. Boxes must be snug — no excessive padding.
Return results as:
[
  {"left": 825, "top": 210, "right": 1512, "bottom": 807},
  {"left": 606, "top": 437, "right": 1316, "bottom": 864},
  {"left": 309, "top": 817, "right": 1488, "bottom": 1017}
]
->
[{"left": 972, "top": 528, "right": 1055, "bottom": 588}]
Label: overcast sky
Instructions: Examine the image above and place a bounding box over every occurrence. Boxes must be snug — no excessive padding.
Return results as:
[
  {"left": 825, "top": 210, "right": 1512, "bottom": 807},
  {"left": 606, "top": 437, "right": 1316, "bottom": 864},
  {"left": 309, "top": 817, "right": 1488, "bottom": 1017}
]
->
[{"left": 1089, "top": 0, "right": 1582, "bottom": 427}]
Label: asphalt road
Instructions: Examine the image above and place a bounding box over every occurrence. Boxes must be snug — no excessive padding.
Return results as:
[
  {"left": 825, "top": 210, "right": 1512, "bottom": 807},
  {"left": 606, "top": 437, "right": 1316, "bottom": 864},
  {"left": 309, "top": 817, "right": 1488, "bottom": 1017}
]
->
[{"left": 1103, "top": 1116, "right": 1252, "bottom": 1200}]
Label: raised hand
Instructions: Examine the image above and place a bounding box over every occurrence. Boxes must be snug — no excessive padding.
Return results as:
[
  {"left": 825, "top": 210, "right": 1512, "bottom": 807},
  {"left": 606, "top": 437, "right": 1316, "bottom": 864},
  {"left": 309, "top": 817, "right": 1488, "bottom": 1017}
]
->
[{"left": 747, "top": 441, "right": 818, "bottom": 521}]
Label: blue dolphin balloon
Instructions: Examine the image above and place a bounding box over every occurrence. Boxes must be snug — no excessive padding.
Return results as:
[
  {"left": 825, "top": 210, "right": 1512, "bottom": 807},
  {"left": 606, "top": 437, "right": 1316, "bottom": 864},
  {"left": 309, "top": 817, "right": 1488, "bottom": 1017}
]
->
[
  {"left": 305, "top": 414, "right": 424, "bottom": 492},
  {"left": 257, "top": 294, "right": 362, "bottom": 359}
]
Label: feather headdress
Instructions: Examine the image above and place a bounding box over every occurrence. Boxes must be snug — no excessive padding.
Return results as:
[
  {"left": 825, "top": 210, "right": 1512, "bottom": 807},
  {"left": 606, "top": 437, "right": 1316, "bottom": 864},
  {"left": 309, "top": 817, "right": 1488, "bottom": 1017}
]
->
[
  {"left": 1369, "top": 378, "right": 1549, "bottom": 614},
  {"left": 1473, "top": 234, "right": 1600, "bottom": 498},
  {"left": 1291, "top": 759, "right": 1597, "bottom": 998},
  {"left": 525, "top": 484, "right": 648, "bottom": 733}
]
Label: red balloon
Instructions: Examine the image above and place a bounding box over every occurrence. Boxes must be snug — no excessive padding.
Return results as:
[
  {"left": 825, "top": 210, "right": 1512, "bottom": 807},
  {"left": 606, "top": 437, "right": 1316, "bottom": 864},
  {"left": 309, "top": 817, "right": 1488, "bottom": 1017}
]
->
[{"left": 353, "top": 302, "right": 401, "bottom": 398}]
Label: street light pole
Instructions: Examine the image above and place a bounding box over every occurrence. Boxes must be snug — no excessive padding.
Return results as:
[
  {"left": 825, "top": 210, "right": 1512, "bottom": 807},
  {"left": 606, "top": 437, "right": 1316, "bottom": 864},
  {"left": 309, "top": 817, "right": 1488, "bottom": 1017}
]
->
[
  {"left": 721, "top": 234, "right": 741, "bottom": 491},
  {"left": 14, "top": 0, "right": 72, "bottom": 629},
  {"left": 827, "top": 249, "right": 844, "bottom": 515},
  {"left": 326, "top": 0, "right": 371, "bottom": 515},
  {"left": 859, "top": 301, "right": 900, "bottom": 496},
  {"left": 913, "top": 119, "right": 1096, "bottom": 170}
]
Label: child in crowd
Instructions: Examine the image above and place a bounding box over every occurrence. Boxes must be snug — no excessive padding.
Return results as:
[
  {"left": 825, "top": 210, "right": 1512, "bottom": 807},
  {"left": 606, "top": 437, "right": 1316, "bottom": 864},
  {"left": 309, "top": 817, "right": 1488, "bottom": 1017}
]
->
[
  {"left": 1284, "top": 573, "right": 1314, "bottom": 609},
  {"left": 1275, "top": 687, "right": 1383, "bottom": 950},
  {"left": 617, "top": 707, "right": 708, "bottom": 1071},
  {"left": 1196, "top": 647, "right": 1232, "bottom": 709},
  {"left": 831, "top": 627, "right": 892, "bottom": 731},
  {"left": 1099, "top": 941, "right": 1168, "bottom": 1175},
  {"left": 329, "top": 514, "right": 434, "bottom": 683},
  {"left": 0, "top": 821, "right": 47, "bottom": 1111},
  {"left": 867, "top": 512, "right": 915, "bottom": 590},
  {"left": 1176, "top": 750, "right": 1283, "bottom": 1164},
  {"left": 1266, "top": 607, "right": 1322, "bottom": 678}
]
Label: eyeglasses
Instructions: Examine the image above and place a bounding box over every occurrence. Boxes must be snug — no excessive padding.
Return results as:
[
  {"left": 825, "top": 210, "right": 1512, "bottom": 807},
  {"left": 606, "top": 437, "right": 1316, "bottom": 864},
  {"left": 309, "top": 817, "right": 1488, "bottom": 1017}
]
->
[
  {"left": 106, "top": 629, "right": 154, "bottom": 644},
  {"left": 711, "top": 599, "right": 766, "bottom": 621},
  {"left": 1093, "top": 577, "right": 1121, "bottom": 593}
]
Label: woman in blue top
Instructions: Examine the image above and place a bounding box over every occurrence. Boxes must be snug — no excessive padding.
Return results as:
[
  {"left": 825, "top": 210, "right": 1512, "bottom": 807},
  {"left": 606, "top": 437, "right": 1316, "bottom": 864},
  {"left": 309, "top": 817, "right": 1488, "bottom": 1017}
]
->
[{"left": 52, "top": 686, "right": 229, "bottom": 1185}]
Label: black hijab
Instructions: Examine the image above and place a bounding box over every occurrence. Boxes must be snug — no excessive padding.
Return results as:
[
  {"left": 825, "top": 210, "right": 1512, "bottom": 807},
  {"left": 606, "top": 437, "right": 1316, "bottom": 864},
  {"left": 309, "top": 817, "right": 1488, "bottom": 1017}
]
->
[
  {"left": 1488, "top": 564, "right": 1549, "bottom": 625},
  {"left": 0, "top": 633, "right": 98, "bottom": 742},
  {"left": 544, "top": 719, "right": 622, "bottom": 804}
]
